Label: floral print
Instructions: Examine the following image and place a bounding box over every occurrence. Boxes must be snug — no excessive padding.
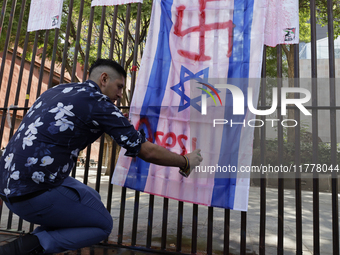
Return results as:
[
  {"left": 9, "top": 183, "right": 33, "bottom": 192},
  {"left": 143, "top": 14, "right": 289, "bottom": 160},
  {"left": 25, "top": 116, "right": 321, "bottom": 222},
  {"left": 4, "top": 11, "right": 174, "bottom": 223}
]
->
[
  {"left": 112, "top": 112, "right": 124, "bottom": 118},
  {"left": 4, "top": 153, "right": 14, "bottom": 169},
  {"left": 40, "top": 156, "right": 54, "bottom": 166},
  {"left": 25, "top": 157, "right": 38, "bottom": 167},
  {"left": 32, "top": 171, "right": 45, "bottom": 184},
  {"left": 22, "top": 134, "right": 37, "bottom": 150},
  {"left": 10, "top": 171, "right": 20, "bottom": 180},
  {"left": 55, "top": 118, "right": 74, "bottom": 132},
  {"left": 49, "top": 102, "right": 75, "bottom": 120},
  {"left": 25, "top": 117, "right": 43, "bottom": 135},
  {"left": 62, "top": 87, "right": 73, "bottom": 93}
]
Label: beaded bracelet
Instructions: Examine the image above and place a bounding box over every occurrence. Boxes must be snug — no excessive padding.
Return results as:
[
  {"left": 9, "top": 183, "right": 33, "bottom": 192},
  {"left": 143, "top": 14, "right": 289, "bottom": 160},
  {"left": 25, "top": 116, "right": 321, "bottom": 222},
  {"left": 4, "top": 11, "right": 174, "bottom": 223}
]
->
[{"left": 179, "top": 155, "right": 191, "bottom": 177}]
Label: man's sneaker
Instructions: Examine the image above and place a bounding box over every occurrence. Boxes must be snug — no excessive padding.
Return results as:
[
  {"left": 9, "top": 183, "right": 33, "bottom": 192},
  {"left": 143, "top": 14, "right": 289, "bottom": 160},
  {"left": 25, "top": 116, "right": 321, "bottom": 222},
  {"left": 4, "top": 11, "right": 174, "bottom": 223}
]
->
[{"left": 0, "top": 233, "right": 45, "bottom": 255}]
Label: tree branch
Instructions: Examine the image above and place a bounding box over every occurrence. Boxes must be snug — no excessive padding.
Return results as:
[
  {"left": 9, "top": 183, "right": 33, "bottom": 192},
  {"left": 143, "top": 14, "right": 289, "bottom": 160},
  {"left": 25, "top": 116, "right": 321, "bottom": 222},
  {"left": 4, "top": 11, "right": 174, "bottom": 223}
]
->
[{"left": 282, "top": 44, "right": 289, "bottom": 56}]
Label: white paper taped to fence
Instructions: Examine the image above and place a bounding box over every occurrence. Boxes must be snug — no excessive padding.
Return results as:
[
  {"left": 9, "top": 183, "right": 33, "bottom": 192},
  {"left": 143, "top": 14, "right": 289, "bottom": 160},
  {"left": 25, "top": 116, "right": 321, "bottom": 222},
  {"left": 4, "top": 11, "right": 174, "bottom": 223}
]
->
[
  {"left": 91, "top": 0, "right": 143, "bottom": 6},
  {"left": 27, "top": 0, "right": 63, "bottom": 32},
  {"left": 264, "top": 0, "right": 299, "bottom": 47}
]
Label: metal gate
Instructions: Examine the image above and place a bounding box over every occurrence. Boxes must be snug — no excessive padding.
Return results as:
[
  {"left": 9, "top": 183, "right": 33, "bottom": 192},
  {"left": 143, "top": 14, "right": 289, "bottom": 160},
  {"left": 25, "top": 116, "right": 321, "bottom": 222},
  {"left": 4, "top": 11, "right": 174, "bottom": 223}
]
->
[{"left": 0, "top": 0, "right": 339, "bottom": 254}]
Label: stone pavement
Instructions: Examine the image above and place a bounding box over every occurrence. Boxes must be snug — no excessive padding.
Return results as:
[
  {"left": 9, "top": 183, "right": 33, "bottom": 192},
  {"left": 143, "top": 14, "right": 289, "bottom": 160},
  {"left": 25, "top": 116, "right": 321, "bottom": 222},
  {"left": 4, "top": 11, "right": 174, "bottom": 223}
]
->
[{"left": 1, "top": 168, "right": 339, "bottom": 254}]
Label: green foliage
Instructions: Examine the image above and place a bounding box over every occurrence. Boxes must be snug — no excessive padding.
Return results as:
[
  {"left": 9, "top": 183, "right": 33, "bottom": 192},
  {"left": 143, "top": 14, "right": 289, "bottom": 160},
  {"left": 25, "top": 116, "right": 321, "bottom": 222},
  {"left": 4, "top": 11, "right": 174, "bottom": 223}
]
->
[
  {"left": 299, "top": 8, "right": 311, "bottom": 43},
  {"left": 265, "top": 46, "right": 289, "bottom": 78},
  {"left": 314, "top": 0, "right": 340, "bottom": 37},
  {"left": 0, "top": 0, "right": 31, "bottom": 55},
  {"left": 299, "top": 0, "right": 340, "bottom": 40}
]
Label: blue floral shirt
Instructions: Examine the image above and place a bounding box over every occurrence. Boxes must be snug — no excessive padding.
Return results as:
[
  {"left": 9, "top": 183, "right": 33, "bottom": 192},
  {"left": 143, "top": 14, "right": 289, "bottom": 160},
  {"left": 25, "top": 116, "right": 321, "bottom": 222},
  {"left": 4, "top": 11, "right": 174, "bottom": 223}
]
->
[{"left": 0, "top": 80, "right": 146, "bottom": 197}]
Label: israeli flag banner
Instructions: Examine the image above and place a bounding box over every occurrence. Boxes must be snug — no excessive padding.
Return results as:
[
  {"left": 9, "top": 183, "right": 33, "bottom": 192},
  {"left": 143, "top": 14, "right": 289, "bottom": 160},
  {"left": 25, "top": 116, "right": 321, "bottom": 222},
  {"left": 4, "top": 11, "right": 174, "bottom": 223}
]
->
[{"left": 112, "top": 0, "right": 298, "bottom": 211}]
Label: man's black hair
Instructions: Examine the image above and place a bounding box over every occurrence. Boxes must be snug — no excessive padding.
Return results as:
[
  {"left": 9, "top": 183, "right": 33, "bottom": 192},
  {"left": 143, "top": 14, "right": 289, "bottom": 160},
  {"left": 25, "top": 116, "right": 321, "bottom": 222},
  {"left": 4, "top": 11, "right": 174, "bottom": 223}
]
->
[{"left": 89, "top": 59, "right": 127, "bottom": 78}]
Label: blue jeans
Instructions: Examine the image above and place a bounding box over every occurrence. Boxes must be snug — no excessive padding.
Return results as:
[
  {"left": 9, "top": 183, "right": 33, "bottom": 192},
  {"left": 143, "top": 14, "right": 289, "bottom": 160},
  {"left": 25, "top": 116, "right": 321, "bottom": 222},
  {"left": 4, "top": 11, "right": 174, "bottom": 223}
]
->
[{"left": 5, "top": 177, "right": 113, "bottom": 253}]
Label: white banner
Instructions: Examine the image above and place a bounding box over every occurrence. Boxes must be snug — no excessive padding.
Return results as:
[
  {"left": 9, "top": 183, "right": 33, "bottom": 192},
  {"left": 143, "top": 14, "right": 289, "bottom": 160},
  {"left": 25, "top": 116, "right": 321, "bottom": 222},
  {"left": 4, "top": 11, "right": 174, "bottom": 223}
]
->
[
  {"left": 264, "top": 0, "right": 299, "bottom": 46},
  {"left": 91, "top": 0, "right": 143, "bottom": 6},
  {"left": 27, "top": 0, "right": 63, "bottom": 32}
]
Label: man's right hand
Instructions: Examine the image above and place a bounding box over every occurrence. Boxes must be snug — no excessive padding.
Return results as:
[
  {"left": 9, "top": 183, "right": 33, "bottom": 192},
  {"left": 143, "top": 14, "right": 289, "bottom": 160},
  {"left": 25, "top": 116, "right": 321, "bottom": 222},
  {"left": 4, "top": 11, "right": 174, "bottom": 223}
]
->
[{"left": 185, "top": 149, "right": 203, "bottom": 171}]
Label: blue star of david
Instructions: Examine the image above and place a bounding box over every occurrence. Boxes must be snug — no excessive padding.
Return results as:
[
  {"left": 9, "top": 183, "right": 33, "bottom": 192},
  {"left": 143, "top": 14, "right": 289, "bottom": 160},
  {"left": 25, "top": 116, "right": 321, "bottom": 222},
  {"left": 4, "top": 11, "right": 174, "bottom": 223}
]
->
[{"left": 170, "top": 66, "right": 220, "bottom": 112}]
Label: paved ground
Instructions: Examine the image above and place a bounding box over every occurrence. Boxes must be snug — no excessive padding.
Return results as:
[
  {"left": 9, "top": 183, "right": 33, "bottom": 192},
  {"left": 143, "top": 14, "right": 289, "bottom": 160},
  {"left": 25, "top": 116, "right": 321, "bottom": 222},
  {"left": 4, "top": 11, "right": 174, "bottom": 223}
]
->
[
  {"left": 0, "top": 168, "right": 339, "bottom": 254},
  {"left": 0, "top": 231, "right": 158, "bottom": 255}
]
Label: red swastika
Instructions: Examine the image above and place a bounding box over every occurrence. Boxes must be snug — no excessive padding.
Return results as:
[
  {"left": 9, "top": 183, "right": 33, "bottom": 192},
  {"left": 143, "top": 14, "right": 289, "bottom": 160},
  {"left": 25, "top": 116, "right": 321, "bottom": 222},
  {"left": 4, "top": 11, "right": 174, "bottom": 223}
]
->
[{"left": 174, "top": 0, "right": 235, "bottom": 61}]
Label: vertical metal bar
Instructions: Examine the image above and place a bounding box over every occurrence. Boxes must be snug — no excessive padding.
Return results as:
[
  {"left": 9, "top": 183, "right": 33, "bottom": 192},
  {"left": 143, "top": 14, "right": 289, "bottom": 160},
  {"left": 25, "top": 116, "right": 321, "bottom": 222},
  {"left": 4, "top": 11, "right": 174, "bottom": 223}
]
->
[
  {"left": 161, "top": 197, "right": 169, "bottom": 250},
  {"left": 207, "top": 206, "right": 213, "bottom": 255},
  {"left": 259, "top": 46, "right": 267, "bottom": 255},
  {"left": 80, "top": 6, "right": 95, "bottom": 185},
  {"left": 118, "top": 187, "right": 127, "bottom": 245},
  {"left": 146, "top": 194, "right": 154, "bottom": 248},
  {"left": 97, "top": 6, "right": 106, "bottom": 58},
  {"left": 0, "top": 0, "right": 17, "bottom": 91},
  {"left": 224, "top": 209, "right": 230, "bottom": 255},
  {"left": 106, "top": 142, "right": 117, "bottom": 214},
  {"left": 29, "top": 222, "right": 34, "bottom": 233},
  {"left": 0, "top": 199, "right": 3, "bottom": 223},
  {"left": 95, "top": 135, "right": 105, "bottom": 192},
  {"left": 71, "top": 159, "right": 77, "bottom": 178},
  {"left": 82, "top": 7, "right": 95, "bottom": 82},
  {"left": 327, "top": 1, "right": 339, "bottom": 254},
  {"left": 17, "top": 217, "right": 23, "bottom": 231},
  {"left": 116, "top": 4, "right": 131, "bottom": 246},
  {"left": 240, "top": 211, "right": 247, "bottom": 255},
  {"left": 176, "top": 201, "right": 183, "bottom": 252},
  {"left": 191, "top": 204, "right": 198, "bottom": 254},
  {"left": 0, "top": 0, "right": 11, "bottom": 220},
  {"left": 83, "top": 149, "right": 91, "bottom": 185},
  {"left": 277, "top": 45, "right": 284, "bottom": 255},
  {"left": 91, "top": 6, "right": 106, "bottom": 193},
  {"left": 23, "top": 31, "right": 39, "bottom": 116},
  {"left": 129, "top": 3, "right": 142, "bottom": 103},
  {"left": 309, "top": 1, "right": 320, "bottom": 254},
  {"left": 90, "top": 246, "right": 95, "bottom": 255},
  {"left": 0, "top": 33, "right": 7, "bottom": 220},
  {"left": 9, "top": 33, "right": 30, "bottom": 140},
  {"left": 294, "top": 43, "right": 302, "bottom": 255},
  {"left": 71, "top": 0, "right": 85, "bottom": 82},
  {"left": 106, "top": 3, "right": 119, "bottom": 220},
  {"left": 36, "top": 30, "right": 50, "bottom": 98},
  {"left": 131, "top": 190, "right": 140, "bottom": 246},
  {"left": 115, "top": 4, "right": 130, "bottom": 108},
  {"left": 6, "top": 210, "right": 13, "bottom": 229},
  {"left": 120, "top": 4, "right": 131, "bottom": 68},
  {"left": 48, "top": 28, "right": 60, "bottom": 88},
  {"left": 108, "top": 6, "right": 119, "bottom": 61},
  {"left": 59, "top": 0, "right": 74, "bottom": 84},
  {"left": 93, "top": 5, "right": 107, "bottom": 191},
  {"left": 0, "top": 0, "right": 9, "bottom": 38}
]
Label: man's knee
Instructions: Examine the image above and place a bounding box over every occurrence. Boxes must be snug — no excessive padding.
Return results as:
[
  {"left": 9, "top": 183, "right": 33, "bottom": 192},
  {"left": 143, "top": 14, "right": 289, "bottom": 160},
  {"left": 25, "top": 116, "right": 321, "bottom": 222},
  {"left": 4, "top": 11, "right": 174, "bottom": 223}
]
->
[{"left": 102, "top": 212, "right": 113, "bottom": 236}]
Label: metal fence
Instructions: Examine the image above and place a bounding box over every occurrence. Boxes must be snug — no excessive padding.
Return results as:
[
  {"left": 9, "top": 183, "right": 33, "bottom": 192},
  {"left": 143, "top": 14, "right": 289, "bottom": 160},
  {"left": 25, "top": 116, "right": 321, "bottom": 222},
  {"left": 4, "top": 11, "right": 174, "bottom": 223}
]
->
[{"left": 0, "top": 0, "right": 339, "bottom": 254}]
